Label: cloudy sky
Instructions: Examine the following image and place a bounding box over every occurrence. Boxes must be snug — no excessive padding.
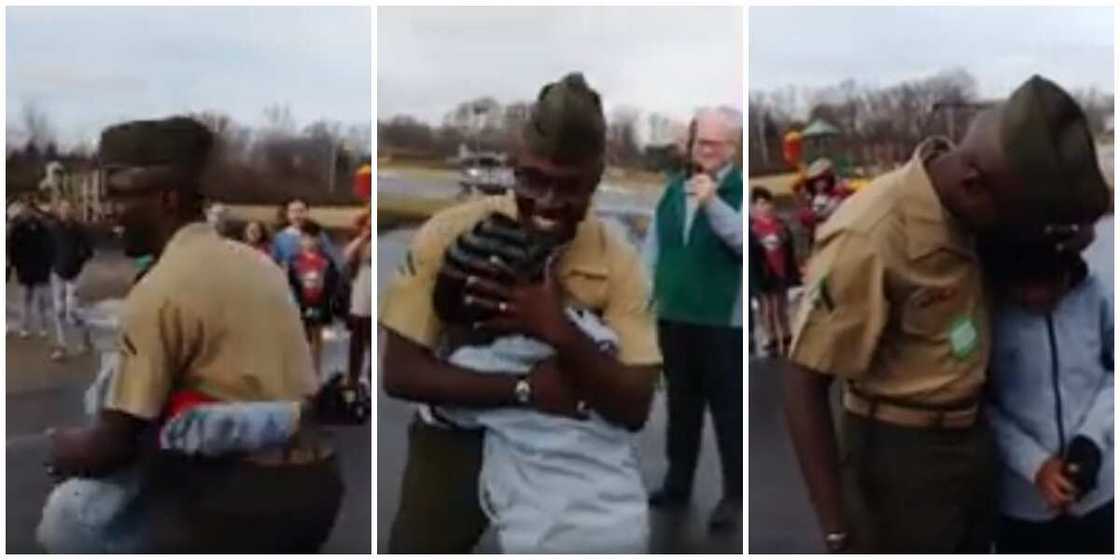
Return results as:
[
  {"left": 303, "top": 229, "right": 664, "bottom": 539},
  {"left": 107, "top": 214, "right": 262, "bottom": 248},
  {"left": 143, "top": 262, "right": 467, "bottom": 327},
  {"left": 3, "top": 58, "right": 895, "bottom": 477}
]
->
[
  {"left": 377, "top": 6, "right": 743, "bottom": 127},
  {"left": 6, "top": 6, "right": 371, "bottom": 149},
  {"left": 750, "top": 6, "right": 1114, "bottom": 113}
]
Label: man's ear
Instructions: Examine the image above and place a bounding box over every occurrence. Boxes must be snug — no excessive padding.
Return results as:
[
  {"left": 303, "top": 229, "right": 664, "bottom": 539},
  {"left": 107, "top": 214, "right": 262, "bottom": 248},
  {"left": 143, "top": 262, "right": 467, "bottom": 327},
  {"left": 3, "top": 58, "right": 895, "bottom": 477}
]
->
[{"left": 958, "top": 159, "right": 983, "bottom": 197}]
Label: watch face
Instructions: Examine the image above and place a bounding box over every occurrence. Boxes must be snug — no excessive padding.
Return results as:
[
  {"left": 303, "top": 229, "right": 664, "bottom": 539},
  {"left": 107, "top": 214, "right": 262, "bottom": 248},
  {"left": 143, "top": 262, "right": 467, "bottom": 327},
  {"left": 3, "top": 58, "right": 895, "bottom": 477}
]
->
[{"left": 515, "top": 379, "right": 531, "bottom": 404}]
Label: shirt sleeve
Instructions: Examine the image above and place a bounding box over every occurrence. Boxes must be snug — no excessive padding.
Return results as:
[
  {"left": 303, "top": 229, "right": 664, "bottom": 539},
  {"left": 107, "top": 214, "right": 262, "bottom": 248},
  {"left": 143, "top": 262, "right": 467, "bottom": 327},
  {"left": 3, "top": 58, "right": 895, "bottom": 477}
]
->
[
  {"left": 102, "top": 288, "right": 190, "bottom": 420},
  {"left": 640, "top": 214, "right": 659, "bottom": 278},
  {"left": 378, "top": 217, "right": 455, "bottom": 350},
  {"left": 270, "top": 234, "right": 286, "bottom": 265},
  {"left": 603, "top": 245, "right": 662, "bottom": 366},
  {"left": 987, "top": 395, "right": 1051, "bottom": 482},
  {"left": 1074, "top": 286, "right": 1114, "bottom": 450},
  {"left": 787, "top": 232, "right": 889, "bottom": 378},
  {"left": 703, "top": 196, "right": 743, "bottom": 256}
]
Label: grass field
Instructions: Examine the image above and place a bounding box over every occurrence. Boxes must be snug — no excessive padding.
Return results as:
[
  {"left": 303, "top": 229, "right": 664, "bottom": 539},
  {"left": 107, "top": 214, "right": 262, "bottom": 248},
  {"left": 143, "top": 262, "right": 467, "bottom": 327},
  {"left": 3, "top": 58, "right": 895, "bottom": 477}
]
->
[{"left": 375, "top": 192, "right": 457, "bottom": 230}]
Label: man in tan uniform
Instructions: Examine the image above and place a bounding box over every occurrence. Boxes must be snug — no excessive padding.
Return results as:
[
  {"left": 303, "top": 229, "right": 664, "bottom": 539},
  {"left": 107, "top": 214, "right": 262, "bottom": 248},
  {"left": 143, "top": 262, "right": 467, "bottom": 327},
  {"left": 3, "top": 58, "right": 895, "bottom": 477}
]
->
[
  {"left": 380, "top": 73, "right": 662, "bottom": 552},
  {"left": 783, "top": 76, "right": 1111, "bottom": 553},
  {"left": 44, "top": 117, "right": 343, "bottom": 552}
]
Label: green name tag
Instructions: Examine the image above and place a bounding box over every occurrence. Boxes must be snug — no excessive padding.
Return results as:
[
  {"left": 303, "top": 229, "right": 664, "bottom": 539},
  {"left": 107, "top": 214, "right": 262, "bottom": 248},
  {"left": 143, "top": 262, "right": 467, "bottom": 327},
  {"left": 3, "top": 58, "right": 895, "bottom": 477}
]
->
[{"left": 949, "top": 316, "right": 979, "bottom": 359}]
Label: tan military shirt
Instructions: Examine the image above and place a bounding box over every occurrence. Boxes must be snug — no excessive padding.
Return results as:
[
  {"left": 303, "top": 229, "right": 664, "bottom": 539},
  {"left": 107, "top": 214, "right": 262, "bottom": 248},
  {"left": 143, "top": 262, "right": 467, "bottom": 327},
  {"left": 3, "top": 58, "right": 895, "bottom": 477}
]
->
[
  {"left": 104, "top": 223, "right": 318, "bottom": 420},
  {"left": 789, "top": 139, "right": 989, "bottom": 405},
  {"left": 380, "top": 194, "right": 662, "bottom": 367}
]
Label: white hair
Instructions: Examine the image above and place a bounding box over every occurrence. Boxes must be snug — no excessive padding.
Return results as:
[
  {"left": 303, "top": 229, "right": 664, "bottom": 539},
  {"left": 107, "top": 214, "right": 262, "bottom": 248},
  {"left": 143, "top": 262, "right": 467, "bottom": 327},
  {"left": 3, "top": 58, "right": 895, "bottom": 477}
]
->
[{"left": 694, "top": 106, "right": 743, "bottom": 143}]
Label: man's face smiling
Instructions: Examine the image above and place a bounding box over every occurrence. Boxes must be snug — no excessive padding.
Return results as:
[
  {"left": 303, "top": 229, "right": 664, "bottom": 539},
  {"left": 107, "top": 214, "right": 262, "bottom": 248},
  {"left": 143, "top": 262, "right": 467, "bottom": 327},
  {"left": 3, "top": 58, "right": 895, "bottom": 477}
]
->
[
  {"left": 106, "top": 188, "right": 165, "bottom": 258},
  {"left": 511, "top": 150, "right": 601, "bottom": 244},
  {"left": 103, "top": 169, "right": 184, "bottom": 259},
  {"left": 691, "top": 113, "right": 737, "bottom": 174}
]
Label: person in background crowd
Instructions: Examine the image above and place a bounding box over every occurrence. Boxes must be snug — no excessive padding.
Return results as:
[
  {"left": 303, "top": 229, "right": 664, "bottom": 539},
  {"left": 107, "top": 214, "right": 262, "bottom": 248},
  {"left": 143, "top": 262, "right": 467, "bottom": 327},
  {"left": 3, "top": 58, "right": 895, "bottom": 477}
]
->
[
  {"left": 48, "top": 199, "right": 94, "bottom": 361},
  {"left": 982, "top": 227, "right": 1114, "bottom": 554},
  {"left": 205, "top": 201, "right": 231, "bottom": 237},
  {"left": 9, "top": 193, "right": 56, "bottom": 339},
  {"left": 343, "top": 210, "right": 372, "bottom": 386},
  {"left": 644, "top": 106, "right": 743, "bottom": 531},
  {"left": 272, "top": 198, "right": 342, "bottom": 271},
  {"left": 8, "top": 198, "right": 28, "bottom": 281},
  {"left": 242, "top": 220, "right": 272, "bottom": 255},
  {"left": 749, "top": 186, "right": 797, "bottom": 356},
  {"left": 795, "top": 158, "right": 854, "bottom": 248},
  {"left": 289, "top": 219, "right": 342, "bottom": 378},
  {"left": 748, "top": 227, "right": 767, "bottom": 358}
]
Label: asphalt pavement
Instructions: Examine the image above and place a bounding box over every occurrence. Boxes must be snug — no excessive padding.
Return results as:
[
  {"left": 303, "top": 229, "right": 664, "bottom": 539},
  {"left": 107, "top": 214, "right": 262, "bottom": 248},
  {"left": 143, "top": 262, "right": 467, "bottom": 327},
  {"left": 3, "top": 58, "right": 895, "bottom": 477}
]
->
[
  {"left": 4, "top": 251, "right": 371, "bottom": 553},
  {"left": 748, "top": 215, "right": 1114, "bottom": 553}
]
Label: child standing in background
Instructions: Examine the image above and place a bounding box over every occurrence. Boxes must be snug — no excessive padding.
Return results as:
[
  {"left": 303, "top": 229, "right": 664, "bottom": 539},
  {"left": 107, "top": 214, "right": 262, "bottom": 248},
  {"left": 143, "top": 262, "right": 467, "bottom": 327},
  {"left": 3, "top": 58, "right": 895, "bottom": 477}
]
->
[
  {"left": 288, "top": 220, "right": 341, "bottom": 377},
  {"left": 242, "top": 220, "right": 271, "bottom": 255},
  {"left": 749, "top": 186, "right": 798, "bottom": 356}
]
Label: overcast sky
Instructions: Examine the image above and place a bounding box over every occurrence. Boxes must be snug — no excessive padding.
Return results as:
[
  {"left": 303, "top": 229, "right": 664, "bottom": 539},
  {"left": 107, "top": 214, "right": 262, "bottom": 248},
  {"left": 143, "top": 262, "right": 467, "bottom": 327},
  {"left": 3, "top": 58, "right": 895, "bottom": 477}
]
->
[
  {"left": 377, "top": 6, "right": 743, "bottom": 126},
  {"left": 750, "top": 6, "right": 1114, "bottom": 114},
  {"left": 6, "top": 6, "right": 371, "bottom": 149}
]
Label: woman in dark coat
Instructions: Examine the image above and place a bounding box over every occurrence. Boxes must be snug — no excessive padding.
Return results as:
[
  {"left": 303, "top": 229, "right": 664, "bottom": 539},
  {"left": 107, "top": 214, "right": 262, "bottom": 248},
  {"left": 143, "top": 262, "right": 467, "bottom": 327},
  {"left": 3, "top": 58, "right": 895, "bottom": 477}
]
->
[{"left": 8, "top": 197, "right": 56, "bottom": 337}]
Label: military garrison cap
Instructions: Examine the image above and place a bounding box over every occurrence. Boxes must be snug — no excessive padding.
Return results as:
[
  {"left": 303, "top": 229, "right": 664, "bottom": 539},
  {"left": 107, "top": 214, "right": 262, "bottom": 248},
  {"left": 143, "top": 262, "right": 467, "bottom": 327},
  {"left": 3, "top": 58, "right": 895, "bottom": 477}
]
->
[
  {"left": 1000, "top": 75, "right": 1111, "bottom": 225},
  {"left": 522, "top": 72, "right": 606, "bottom": 164},
  {"left": 99, "top": 116, "right": 214, "bottom": 192}
]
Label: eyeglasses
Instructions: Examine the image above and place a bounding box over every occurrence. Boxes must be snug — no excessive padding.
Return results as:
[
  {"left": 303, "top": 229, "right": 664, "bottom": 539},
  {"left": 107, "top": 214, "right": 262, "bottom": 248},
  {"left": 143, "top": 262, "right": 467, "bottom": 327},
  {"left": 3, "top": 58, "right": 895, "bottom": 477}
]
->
[
  {"left": 694, "top": 138, "right": 735, "bottom": 151},
  {"left": 511, "top": 166, "right": 597, "bottom": 204}
]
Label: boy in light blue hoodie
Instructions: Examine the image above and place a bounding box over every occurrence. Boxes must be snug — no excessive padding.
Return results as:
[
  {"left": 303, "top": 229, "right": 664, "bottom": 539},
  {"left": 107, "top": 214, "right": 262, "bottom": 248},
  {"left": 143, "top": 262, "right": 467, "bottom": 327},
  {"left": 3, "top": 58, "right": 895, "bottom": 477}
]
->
[{"left": 984, "top": 227, "right": 1113, "bottom": 554}]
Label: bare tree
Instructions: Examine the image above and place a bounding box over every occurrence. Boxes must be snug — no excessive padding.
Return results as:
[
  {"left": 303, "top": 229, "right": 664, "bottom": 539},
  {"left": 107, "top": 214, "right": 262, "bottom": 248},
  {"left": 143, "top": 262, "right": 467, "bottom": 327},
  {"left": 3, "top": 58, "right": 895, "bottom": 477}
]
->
[
  {"left": 262, "top": 104, "right": 297, "bottom": 136},
  {"left": 344, "top": 123, "right": 372, "bottom": 158},
  {"left": 607, "top": 105, "right": 642, "bottom": 167},
  {"left": 503, "top": 101, "right": 532, "bottom": 139},
  {"left": 20, "top": 101, "right": 56, "bottom": 152}
]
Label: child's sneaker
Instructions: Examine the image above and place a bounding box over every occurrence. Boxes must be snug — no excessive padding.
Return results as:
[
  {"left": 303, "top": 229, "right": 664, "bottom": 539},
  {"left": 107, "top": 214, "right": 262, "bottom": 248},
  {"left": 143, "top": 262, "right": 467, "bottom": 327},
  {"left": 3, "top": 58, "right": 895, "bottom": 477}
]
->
[
  {"left": 38, "top": 329, "right": 49, "bottom": 338},
  {"left": 49, "top": 347, "right": 66, "bottom": 362},
  {"left": 18, "top": 330, "right": 30, "bottom": 339}
]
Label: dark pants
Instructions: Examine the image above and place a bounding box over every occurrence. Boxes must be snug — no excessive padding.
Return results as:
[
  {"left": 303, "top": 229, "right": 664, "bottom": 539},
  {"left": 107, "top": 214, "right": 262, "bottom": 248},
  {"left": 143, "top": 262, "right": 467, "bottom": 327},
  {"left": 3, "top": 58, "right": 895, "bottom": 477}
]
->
[
  {"left": 996, "top": 501, "right": 1113, "bottom": 554},
  {"left": 387, "top": 417, "right": 488, "bottom": 553},
  {"left": 841, "top": 413, "right": 997, "bottom": 553},
  {"left": 657, "top": 320, "right": 743, "bottom": 499},
  {"left": 347, "top": 314, "right": 372, "bottom": 383},
  {"left": 142, "top": 453, "right": 344, "bottom": 552}
]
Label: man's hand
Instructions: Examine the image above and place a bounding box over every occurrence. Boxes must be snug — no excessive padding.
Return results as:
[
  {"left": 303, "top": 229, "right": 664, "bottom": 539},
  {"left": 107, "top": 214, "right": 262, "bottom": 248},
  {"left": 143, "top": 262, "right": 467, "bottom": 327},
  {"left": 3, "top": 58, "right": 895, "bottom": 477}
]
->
[
  {"left": 46, "top": 426, "right": 96, "bottom": 479},
  {"left": 470, "top": 259, "right": 573, "bottom": 345},
  {"left": 44, "top": 411, "right": 147, "bottom": 480},
  {"left": 687, "top": 174, "right": 718, "bottom": 205},
  {"left": 528, "top": 358, "right": 588, "bottom": 420},
  {"left": 1035, "top": 456, "right": 1076, "bottom": 512}
]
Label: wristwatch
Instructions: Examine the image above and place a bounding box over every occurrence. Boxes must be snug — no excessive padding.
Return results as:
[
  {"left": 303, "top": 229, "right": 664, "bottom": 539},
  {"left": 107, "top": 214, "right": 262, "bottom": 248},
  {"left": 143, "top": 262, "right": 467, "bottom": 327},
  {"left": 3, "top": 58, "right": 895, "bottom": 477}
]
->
[
  {"left": 824, "top": 531, "right": 849, "bottom": 553},
  {"left": 514, "top": 376, "right": 532, "bottom": 406}
]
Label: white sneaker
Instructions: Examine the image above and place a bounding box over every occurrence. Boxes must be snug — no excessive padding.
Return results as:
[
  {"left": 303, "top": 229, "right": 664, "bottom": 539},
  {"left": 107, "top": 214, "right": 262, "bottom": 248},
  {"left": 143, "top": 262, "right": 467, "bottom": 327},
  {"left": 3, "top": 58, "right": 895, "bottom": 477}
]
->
[
  {"left": 50, "top": 348, "right": 66, "bottom": 362},
  {"left": 18, "top": 330, "right": 30, "bottom": 339},
  {"left": 38, "top": 330, "right": 49, "bottom": 338}
]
